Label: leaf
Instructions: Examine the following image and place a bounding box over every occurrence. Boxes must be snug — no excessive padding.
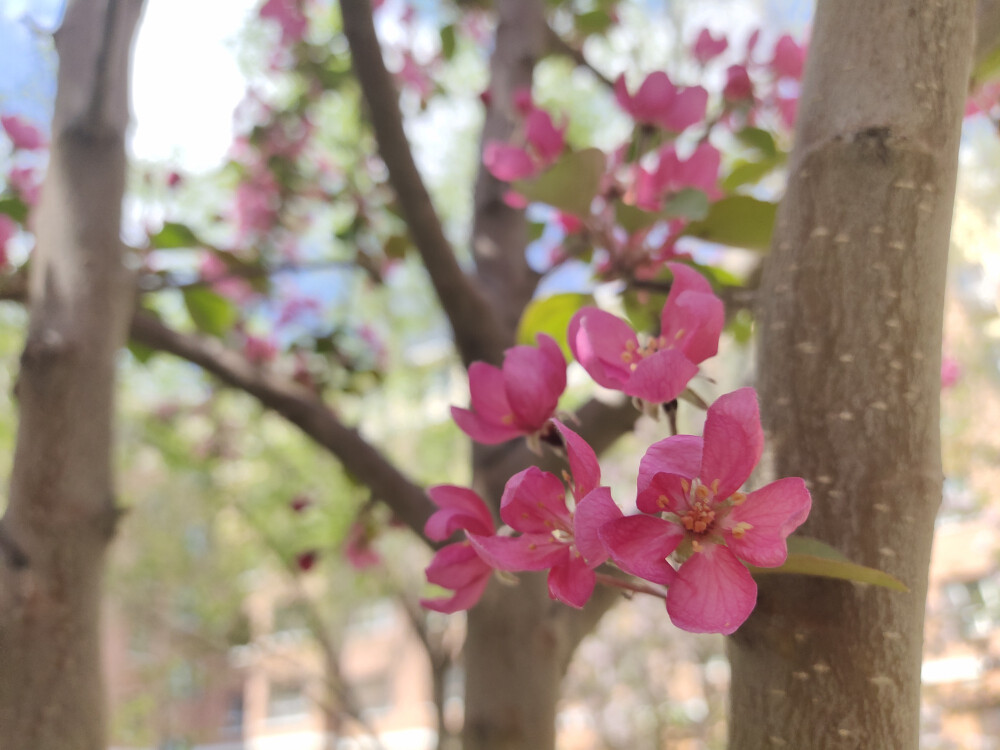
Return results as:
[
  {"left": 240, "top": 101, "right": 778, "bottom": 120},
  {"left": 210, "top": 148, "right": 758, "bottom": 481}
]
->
[
  {"left": 128, "top": 341, "right": 157, "bottom": 364},
  {"left": 574, "top": 9, "right": 613, "bottom": 36},
  {"left": 722, "top": 158, "right": 783, "bottom": 191},
  {"left": 151, "top": 221, "right": 203, "bottom": 250},
  {"left": 749, "top": 536, "right": 909, "bottom": 592},
  {"left": 183, "top": 288, "right": 238, "bottom": 338},
  {"left": 384, "top": 234, "right": 409, "bottom": 260},
  {"left": 513, "top": 148, "right": 606, "bottom": 217},
  {"left": 440, "top": 24, "right": 456, "bottom": 60},
  {"left": 517, "top": 293, "right": 593, "bottom": 359},
  {"left": 736, "top": 126, "right": 778, "bottom": 158},
  {"left": 0, "top": 196, "right": 28, "bottom": 223},
  {"left": 682, "top": 196, "right": 777, "bottom": 251},
  {"left": 614, "top": 190, "right": 709, "bottom": 234}
]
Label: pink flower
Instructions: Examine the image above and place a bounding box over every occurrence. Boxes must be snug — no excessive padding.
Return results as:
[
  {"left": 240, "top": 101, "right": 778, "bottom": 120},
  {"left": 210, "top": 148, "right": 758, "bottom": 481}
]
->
[
  {"left": 941, "top": 355, "right": 961, "bottom": 390},
  {"left": 9, "top": 166, "right": 41, "bottom": 206},
  {"left": 568, "top": 263, "right": 723, "bottom": 404},
  {"left": 451, "top": 333, "right": 566, "bottom": 445},
  {"left": 243, "top": 334, "right": 278, "bottom": 364},
  {"left": 600, "top": 388, "right": 812, "bottom": 634},
  {"left": 468, "top": 421, "right": 621, "bottom": 608},
  {"left": 1, "top": 115, "right": 45, "bottom": 151},
  {"left": 614, "top": 72, "right": 708, "bottom": 133},
  {"left": 420, "top": 486, "right": 497, "bottom": 613},
  {"left": 259, "top": 0, "right": 308, "bottom": 46},
  {"left": 344, "top": 520, "right": 382, "bottom": 570},
  {"left": 723, "top": 64, "right": 754, "bottom": 103},
  {"left": 483, "top": 108, "right": 566, "bottom": 183},
  {"left": 0, "top": 215, "right": 16, "bottom": 267},
  {"left": 199, "top": 254, "right": 256, "bottom": 304},
  {"left": 634, "top": 142, "right": 721, "bottom": 211},
  {"left": 692, "top": 29, "right": 728, "bottom": 64},
  {"left": 770, "top": 34, "right": 806, "bottom": 80},
  {"left": 234, "top": 168, "right": 281, "bottom": 239}
]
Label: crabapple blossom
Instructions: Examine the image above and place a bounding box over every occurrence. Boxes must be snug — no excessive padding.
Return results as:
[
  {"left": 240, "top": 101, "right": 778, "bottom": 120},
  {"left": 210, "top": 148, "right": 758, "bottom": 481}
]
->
[
  {"left": 568, "top": 263, "right": 723, "bottom": 405},
  {"left": 420, "top": 485, "right": 497, "bottom": 614},
  {"left": 451, "top": 333, "right": 566, "bottom": 445},
  {"left": 468, "top": 421, "right": 620, "bottom": 608},
  {"left": 483, "top": 108, "right": 566, "bottom": 182},
  {"left": 1, "top": 115, "right": 45, "bottom": 151},
  {"left": 614, "top": 72, "right": 708, "bottom": 133},
  {"left": 633, "top": 142, "right": 721, "bottom": 211},
  {"left": 600, "top": 388, "right": 812, "bottom": 634},
  {"left": 692, "top": 29, "right": 728, "bottom": 64}
]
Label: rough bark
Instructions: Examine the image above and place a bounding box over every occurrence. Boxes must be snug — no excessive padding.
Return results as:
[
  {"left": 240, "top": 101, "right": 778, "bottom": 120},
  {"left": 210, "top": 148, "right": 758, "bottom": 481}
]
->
[
  {"left": 730, "top": 4, "right": 975, "bottom": 749},
  {"left": 0, "top": 1, "right": 143, "bottom": 748}
]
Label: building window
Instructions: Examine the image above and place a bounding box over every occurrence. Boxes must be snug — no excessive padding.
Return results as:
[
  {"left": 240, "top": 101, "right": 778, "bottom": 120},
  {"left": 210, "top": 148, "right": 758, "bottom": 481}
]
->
[
  {"left": 943, "top": 576, "right": 1000, "bottom": 639},
  {"left": 267, "top": 681, "right": 310, "bottom": 721}
]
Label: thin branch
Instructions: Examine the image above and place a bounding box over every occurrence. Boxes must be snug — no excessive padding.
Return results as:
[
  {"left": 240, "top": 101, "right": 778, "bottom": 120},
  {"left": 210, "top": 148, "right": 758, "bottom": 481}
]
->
[
  {"left": 340, "top": 0, "right": 508, "bottom": 367},
  {"left": 128, "top": 310, "right": 436, "bottom": 543}
]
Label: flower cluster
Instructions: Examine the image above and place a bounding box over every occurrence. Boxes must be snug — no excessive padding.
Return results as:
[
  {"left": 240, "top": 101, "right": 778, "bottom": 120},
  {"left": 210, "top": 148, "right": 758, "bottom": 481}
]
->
[{"left": 424, "top": 265, "right": 812, "bottom": 634}]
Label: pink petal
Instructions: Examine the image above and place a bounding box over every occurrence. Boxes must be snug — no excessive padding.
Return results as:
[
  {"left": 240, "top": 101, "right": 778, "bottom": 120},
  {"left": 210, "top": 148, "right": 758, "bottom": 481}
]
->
[
  {"left": 1, "top": 115, "right": 45, "bottom": 150},
  {"left": 700, "top": 388, "right": 763, "bottom": 498},
  {"left": 636, "top": 472, "right": 691, "bottom": 515},
  {"left": 484, "top": 142, "right": 538, "bottom": 181},
  {"left": 723, "top": 65, "right": 754, "bottom": 102},
  {"left": 665, "top": 261, "right": 715, "bottom": 298},
  {"left": 638, "top": 434, "right": 703, "bottom": 496},
  {"left": 548, "top": 553, "right": 596, "bottom": 608},
  {"left": 667, "top": 544, "right": 757, "bottom": 634},
  {"left": 623, "top": 348, "right": 699, "bottom": 404},
  {"left": 693, "top": 29, "right": 728, "bottom": 64},
  {"left": 666, "top": 289, "right": 725, "bottom": 365},
  {"left": 451, "top": 406, "right": 523, "bottom": 444},
  {"left": 659, "top": 86, "right": 707, "bottom": 132},
  {"left": 613, "top": 74, "right": 634, "bottom": 116},
  {"left": 421, "top": 572, "right": 490, "bottom": 614},
  {"left": 499, "top": 467, "right": 572, "bottom": 534},
  {"left": 525, "top": 109, "right": 565, "bottom": 165},
  {"left": 573, "top": 487, "right": 622, "bottom": 566},
  {"left": 771, "top": 34, "right": 805, "bottom": 80},
  {"left": 679, "top": 143, "right": 721, "bottom": 195},
  {"left": 425, "top": 542, "right": 492, "bottom": 589},
  {"left": 568, "top": 308, "right": 637, "bottom": 390},
  {"left": 462, "top": 361, "right": 522, "bottom": 438},
  {"left": 503, "top": 334, "right": 566, "bottom": 430},
  {"left": 552, "top": 420, "right": 601, "bottom": 500},
  {"left": 633, "top": 72, "right": 677, "bottom": 125},
  {"left": 723, "top": 477, "right": 812, "bottom": 567},
  {"left": 600, "top": 515, "right": 682, "bottom": 586},
  {"left": 425, "top": 485, "right": 496, "bottom": 540},
  {"left": 468, "top": 532, "right": 566, "bottom": 572}
]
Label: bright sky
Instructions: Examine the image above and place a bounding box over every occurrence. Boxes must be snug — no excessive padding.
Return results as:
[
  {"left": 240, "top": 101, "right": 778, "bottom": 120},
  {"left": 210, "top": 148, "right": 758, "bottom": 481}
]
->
[{"left": 1, "top": 0, "right": 257, "bottom": 172}]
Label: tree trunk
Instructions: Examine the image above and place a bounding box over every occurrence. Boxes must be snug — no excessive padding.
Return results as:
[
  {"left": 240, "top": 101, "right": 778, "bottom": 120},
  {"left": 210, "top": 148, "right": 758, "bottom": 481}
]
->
[
  {"left": 730, "top": 4, "right": 974, "bottom": 749},
  {"left": 0, "top": 1, "right": 143, "bottom": 748}
]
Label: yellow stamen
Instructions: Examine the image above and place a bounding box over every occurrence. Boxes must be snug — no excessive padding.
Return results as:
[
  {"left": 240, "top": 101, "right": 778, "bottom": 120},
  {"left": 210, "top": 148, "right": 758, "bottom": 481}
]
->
[{"left": 731, "top": 522, "right": 753, "bottom": 539}]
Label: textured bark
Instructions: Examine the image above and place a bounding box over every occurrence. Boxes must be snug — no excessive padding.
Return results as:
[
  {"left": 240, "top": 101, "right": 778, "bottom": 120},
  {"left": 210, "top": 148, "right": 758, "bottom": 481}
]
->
[
  {"left": 0, "top": 1, "right": 143, "bottom": 748},
  {"left": 730, "top": 4, "right": 975, "bottom": 749}
]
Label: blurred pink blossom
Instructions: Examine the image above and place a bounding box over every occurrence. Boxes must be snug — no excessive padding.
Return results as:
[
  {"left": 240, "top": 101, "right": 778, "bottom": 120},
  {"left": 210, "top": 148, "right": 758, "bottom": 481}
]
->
[
  {"left": 1, "top": 115, "right": 45, "bottom": 151},
  {"left": 692, "top": 29, "right": 728, "bottom": 64}
]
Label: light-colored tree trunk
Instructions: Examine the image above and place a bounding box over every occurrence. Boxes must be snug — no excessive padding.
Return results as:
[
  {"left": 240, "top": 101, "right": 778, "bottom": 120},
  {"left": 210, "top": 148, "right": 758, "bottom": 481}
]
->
[
  {"left": 0, "top": 1, "right": 143, "bottom": 748},
  {"left": 730, "top": 3, "right": 975, "bottom": 748}
]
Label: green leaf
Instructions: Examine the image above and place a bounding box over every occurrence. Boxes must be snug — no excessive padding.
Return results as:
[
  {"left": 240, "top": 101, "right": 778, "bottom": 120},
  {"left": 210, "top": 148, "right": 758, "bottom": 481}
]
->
[
  {"left": 0, "top": 196, "right": 28, "bottom": 223},
  {"left": 183, "top": 288, "right": 238, "bottom": 338},
  {"left": 662, "top": 188, "right": 709, "bottom": 221},
  {"left": 574, "top": 9, "right": 613, "bottom": 36},
  {"left": 440, "top": 24, "right": 456, "bottom": 60},
  {"left": 736, "top": 126, "right": 778, "bottom": 158},
  {"left": 517, "top": 293, "right": 593, "bottom": 359},
  {"left": 682, "top": 196, "right": 777, "bottom": 251},
  {"left": 750, "top": 536, "right": 909, "bottom": 592},
  {"left": 722, "top": 158, "right": 783, "bottom": 191},
  {"left": 384, "top": 234, "right": 409, "bottom": 260},
  {"left": 513, "top": 148, "right": 606, "bottom": 217},
  {"left": 151, "top": 222, "right": 203, "bottom": 250},
  {"left": 128, "top": 341, "right": 157, "bottom": 364}
]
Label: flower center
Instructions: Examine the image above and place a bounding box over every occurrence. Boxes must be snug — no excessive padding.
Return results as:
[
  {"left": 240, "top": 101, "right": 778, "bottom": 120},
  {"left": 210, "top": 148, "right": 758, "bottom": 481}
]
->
[
  {"left": 620, "top": 333, "right": 678, "bottom": 370},
  {"left": 680, "top": 497, "right": 716, "bottom": 535}
]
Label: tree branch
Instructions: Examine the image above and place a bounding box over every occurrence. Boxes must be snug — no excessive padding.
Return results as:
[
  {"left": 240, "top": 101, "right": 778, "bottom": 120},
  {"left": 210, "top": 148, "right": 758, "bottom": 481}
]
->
[
  {"left": 544, "top": 24, "right": 614, "bottom": 89},
  {"left": 128, "top": 310, "right": 436, "bottom": 542},
  {"left": 340, "top": 0, "right": 508, "bottom": 367},
  {"left": 975, "top": 0, "right": 1000, "bottom": 69}
]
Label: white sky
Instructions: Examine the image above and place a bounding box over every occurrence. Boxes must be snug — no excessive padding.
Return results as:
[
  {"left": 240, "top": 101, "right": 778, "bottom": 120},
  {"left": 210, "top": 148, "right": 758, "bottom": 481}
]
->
[{"left": 129, "top": 0, "right": 258, "bottom": 171}]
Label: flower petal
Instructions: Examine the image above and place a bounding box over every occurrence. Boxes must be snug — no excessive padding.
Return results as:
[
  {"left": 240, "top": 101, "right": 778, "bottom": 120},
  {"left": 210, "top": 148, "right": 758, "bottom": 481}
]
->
[
  {"left": 568, "top": 308, "right": 637, "bottom": 390},
  {"left": 421, "top": 571, "right": 490, "bottom": 614},
  {"left": 499, "top": 467, "right": 572, "bottom": 533},
  {"left": 700, "top": 388, "right": 763, "bottom": 498},
  {"left": 638, "top": 434, "right": 702, "bottom": 496},
  {"left": 548, "top": 553, "right": 596, "bottom": 608},
  {"left": 723, "top": 477, "right": 812, "bottom": 567},
  {"left": 636, "top": 472, "right": 691, "bottom": 515},
  {"left": 450, "top": 406, "right": 522, "bottom": 444},
  {"left": 659, "top": 85, "right": 707, "bottom": 132},
  {"left": 425, "top": 542, "right": 492, "bottom": 590},
  {"left": 484, "top": 141, "right": 538, "bottom": 181},
  {"left": 468, "top": 532, "right": 566, "bottom": 572},
  {"left": 503, "top": 334, "right": 566, "bottom": 430},
  {"left": 624, "top": 348, "right": 699, "bottom": 404},
  {"left": 425, "top": 485, "right": 496, "bottom": 540},
  {"left": 573, "top": 487, "right": 622, "bottom": 566},
  {"left": 667, "top": 544, "right": 757, "bottom": 634},
  {"left": 553, "top": 420, "right": 601, "bottom": 499},
  {"left": 599, "top": 515, "right": 682, "bottom": 586}
]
